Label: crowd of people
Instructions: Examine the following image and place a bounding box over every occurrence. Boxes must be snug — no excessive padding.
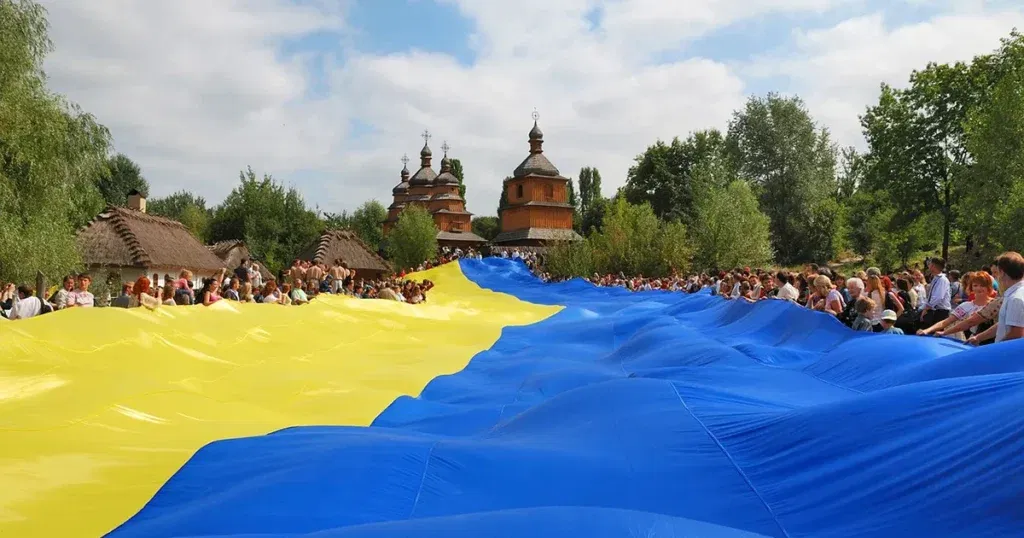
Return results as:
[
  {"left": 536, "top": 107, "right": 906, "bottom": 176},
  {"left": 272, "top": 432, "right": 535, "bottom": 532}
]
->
[
  {"left": 5, "top": 245, "right": 1023, "bottom": 347},
  {"left": 1, "top": 257, "right": 437, "bottom": 320},
  {"left": 0, "top": 247, "right": 497, "bottom": 320},
  {"left": 559, "top": 252, "right": 1024, "bottom": 346}
]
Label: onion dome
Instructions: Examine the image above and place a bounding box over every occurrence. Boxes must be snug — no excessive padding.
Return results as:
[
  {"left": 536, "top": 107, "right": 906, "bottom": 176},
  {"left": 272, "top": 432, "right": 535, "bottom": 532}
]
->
[
  {"left": 435, "top": 143, "right": 460, "bottom": 186},
  {"left": 513, "top": 116, "right": 560, "bottom": 178},
  {"left": 392, "top": 155, "right": 411, "bottom": 194}
]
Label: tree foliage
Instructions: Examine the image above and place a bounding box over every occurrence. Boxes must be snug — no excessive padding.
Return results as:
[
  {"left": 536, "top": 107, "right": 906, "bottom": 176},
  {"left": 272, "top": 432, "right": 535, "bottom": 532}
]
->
[
  {"left": 322, "top": 210, "right": 353, "bottom": 230},
  {"left": 497, "top": 178, "right": 511, "bottom": 216},
  {"left": 577, "top": 167, "right": 607, "bottom": 235},
  {"left": 208, "top": 167, "right": 323, "bottom": 273},
  {"left": 471, "top": 216, "right": 500, "bottom": 241},
  {"left": 566, "top": 176, "right": 582, "bottom": 233},
  {"left": 689, "top": 180, "right": 773, "bottom": 271},
  {"left": 588, "top": 198, "right": 691, "bottom": 277},
  {"left": 351, "top": 200, "right": 387, "bottom": 250},
  {"left": 963, "top": 35, "right": 1024, "bottom": 252},
  {"left": 623, "top": 130, "right": 729, "bottom": 225},
  {"left": 96, "top": 153, "right": 149, "bottom": 207},
  {"left": 386, "top": 205, "right": 437, "bottom": 270},
  {"left": 544, "top": 239, "right": 594, "bottom": 279},
  {"left": 0, "top": 0, "right": 111, "bottom": 283},
  {"left": 450, "top": 158, "right": 466, "bottom": 200},
  {"left": 148, "top": 190, "right": 210, "bottom": 241},
  {"left": 727, "top": 94, "right": 839, "bottom": 264}
]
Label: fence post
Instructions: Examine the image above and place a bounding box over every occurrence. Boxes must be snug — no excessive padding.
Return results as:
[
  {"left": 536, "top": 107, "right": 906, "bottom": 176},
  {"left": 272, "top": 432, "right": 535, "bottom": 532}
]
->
[{"left": 36, "top": 271, "right": 45, "bottom": 301}]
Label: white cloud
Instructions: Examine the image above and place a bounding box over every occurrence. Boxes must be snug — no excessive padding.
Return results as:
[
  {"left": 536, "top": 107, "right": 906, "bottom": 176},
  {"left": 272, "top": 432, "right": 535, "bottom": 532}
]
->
[
  {"left": 38, "top": 0, "right": 1024, "bottom": 216},
  {"left": 747, "top": 8, "right": 1024, "bottom": 146}
]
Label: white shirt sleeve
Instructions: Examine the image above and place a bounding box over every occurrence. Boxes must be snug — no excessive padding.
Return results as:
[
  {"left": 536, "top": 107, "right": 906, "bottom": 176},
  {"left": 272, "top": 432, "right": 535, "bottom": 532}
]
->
[
  {"left": 1003, "top": 295, "right": 1024, "bottom": 329},
  {"left": 925, "top": 275, "right": 948, "bottom": 309}
]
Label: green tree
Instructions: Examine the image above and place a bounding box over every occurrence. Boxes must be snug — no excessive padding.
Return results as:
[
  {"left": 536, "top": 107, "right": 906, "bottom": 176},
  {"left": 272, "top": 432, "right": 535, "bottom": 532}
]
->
[
  {"left": 869, "top": 206, "right": 942, "bottom": 273},
  {"left": 727, "top": 94, "right": 839, "bottom": 264},
  {"left": 578, "top": 167, "right": 603, "bottom": 214},
  {"left": 322, "top": 210, "right": 353, "bottom": 230},
  {"left": 178, "top": 204, "right": 210, "bottom": 243},
  {"left": 963, "top": 38, "right": 1024, "bottom": 251},
  {"left": 836, "top": 146, "right": 864, "bottom": 203},
  {"left": 471, "top": 216, "right": 500, "bottom": 241},
  {"left": 148, "top": 190, "right": 210, "bottom": 241},
  {"left": 622, "top": 130, "right": 729, "bottom": 224},
  {"left": 497, "top": 178, "right": 511, "bottom": 216},
  {"left": 0, "top": 0, "right": 111, "bottom": 283},
  {"left": 578, "top": 167, "right": 608, "bottom": 235},
  {"left": 545, "top": 240, "right": 594, "bottom": 279},
  {"left": 450, "top": 158, "right": 466, "bottom": 200},
  {"left": 566, "top": 176, "right": 582, "bottom": 233},
  {"left": 386, "top": 205, "right": 437, "bottom": 270},
  {"left": 351, "top": 200, "right": 387, "bottom": 250},
  {"left": 843, "top": 189, "right": 887, "bottom": 257},
  {"left": 860, "top": 51, "right": 996, "bottom": 260},
  {"left": 587, "top": 198, "right": 691, "bottom": 277},
  {"left": 208, "top": 167, "right": 323, "bottom": 273},
  {"left": 96, "top": 153, "right": 149, "bottom": 207},
  {"left": 689, "top": 180, "right": 773, "bottom": 270}
]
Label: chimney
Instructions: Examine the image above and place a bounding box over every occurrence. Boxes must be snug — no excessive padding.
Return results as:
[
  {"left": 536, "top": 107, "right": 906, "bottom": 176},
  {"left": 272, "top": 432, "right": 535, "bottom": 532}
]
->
[{"left": 127, "top": 190, "right": 146, "bottom": 213}]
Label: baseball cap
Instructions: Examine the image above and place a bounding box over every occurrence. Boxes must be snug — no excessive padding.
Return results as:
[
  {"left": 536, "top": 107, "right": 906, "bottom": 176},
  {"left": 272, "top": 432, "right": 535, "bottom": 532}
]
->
[{"left": 881, "top": 309, "right": 898, "bottom": 322}]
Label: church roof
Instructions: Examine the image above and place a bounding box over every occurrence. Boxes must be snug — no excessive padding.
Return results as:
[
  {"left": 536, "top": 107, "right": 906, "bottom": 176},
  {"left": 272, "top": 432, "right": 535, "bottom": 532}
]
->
[
  {"left": 410, "top": 140, "right": 436, "bottom": 186},
  {"left": 436, "top": 154, "right": 460, "bottom": 185},
  {"left": 409, "top": 166, "right": 436, "bottom": 186},
  {"left": 513, "top": 118, "right": 563, "bottom": 178},
  {"left": 435, "top": 171, "right": 459, "bottom": 185},
  {"left": 430, "top": 192, "right": 464, "bottom": 201},
  {"left": 512, "top": 153, "right": 561, "bottom": 178},
  {"left": 436, "top": 230, "right": 487, "bottom": 244},
  {"left": 492, "top": 227, "right": 582, "bottom": 244}
]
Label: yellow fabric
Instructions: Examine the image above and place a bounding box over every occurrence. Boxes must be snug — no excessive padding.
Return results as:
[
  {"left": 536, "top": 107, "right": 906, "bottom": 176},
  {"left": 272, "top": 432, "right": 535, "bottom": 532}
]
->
[{"left": 0, "top": 263, "right": 559, "bottom": 537}]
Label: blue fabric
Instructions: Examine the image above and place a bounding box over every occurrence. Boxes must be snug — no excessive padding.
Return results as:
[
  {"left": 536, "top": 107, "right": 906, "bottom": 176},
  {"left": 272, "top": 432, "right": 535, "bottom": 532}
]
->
[{"left": 110, "top": 258, "right": 1024, "bottom": 538}]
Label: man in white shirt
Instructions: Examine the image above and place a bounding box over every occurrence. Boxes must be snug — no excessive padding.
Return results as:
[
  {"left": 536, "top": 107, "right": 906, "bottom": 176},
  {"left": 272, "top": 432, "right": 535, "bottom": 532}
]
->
[
  {"left": 775, "top": 271, "right": 799, "bottom": 302},
  {"left": 9, "top": 285, "right": 43, "bottom": 320},
  {"left": 920, "top": 258, "right": 951, "bottom": 327},
  {"left": 994, "top": 251, "right": 1024, "bottom": 343}
]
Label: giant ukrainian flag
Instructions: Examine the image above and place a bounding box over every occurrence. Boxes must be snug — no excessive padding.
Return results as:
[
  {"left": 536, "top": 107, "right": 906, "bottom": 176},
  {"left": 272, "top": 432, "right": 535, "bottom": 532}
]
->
[{"left": 1, "top": 259, "right": 1022, "bottom": 537}]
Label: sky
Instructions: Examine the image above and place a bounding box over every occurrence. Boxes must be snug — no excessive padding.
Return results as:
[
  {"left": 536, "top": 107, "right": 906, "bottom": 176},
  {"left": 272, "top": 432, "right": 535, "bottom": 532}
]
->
[{"left": 39, "top": 0, "right": 1024, "bottom": 217}]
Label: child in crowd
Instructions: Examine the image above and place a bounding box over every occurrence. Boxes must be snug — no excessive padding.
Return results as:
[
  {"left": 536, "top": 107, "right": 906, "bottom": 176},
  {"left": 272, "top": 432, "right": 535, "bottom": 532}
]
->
[
  {"left": 879, "top": 309, "right": 904, "bottom": 335},
  {"left": 851, "top": 297, "right": 875, "bottom": 332}
]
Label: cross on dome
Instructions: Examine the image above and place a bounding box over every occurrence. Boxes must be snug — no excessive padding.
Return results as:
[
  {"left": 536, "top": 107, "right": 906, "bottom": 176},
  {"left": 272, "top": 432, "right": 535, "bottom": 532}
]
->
[
  {"left": 532, "top": 108, "right": 540, "bottom": 122},
  {"left": 401, "top": 154, "right": 409, "bottom": 167},
  {"left": 441, "top": 141, "right": 450, "bottom": 156},
  {"left": 421, "top": 129, "right": 431, "bottom": 145}
]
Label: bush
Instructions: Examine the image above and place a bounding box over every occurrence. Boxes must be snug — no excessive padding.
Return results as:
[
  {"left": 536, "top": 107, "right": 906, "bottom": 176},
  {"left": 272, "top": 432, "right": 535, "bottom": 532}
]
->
[
  {"left": 544, "top": 240, "right": 594, "bottom": 279},
  {"left": 548, "top": 198, "right": 692, "bottom": 278}
]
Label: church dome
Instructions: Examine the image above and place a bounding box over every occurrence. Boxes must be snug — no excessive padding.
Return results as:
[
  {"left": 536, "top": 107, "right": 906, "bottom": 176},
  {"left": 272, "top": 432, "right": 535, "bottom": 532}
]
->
[
  {"left": 435, "top": 156, "right": 459, "bottom": 186},
  {"left": 409, "top": 166, "right": 437, "bottom": 186}
]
